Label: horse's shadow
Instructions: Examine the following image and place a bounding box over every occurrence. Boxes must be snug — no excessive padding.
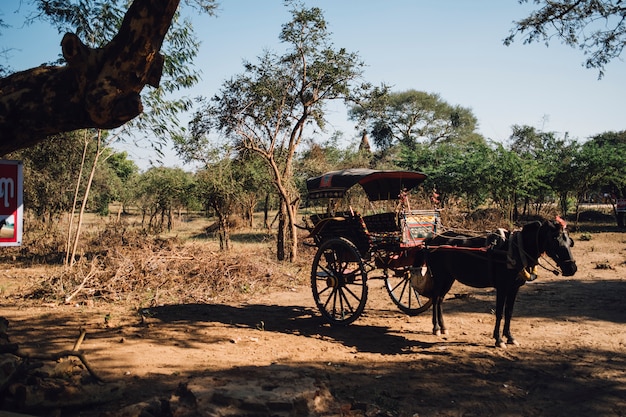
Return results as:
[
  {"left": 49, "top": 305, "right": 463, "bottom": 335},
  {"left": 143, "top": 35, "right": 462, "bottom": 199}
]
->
[{"left": 143, "top": 275, "right": 625, "bottom": 355}]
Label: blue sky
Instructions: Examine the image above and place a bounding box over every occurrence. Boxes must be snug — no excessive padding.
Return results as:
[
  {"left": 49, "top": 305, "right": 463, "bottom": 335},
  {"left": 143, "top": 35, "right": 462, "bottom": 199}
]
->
[{"left": 2, "top": 1, "right": 625, "bottom": 170}]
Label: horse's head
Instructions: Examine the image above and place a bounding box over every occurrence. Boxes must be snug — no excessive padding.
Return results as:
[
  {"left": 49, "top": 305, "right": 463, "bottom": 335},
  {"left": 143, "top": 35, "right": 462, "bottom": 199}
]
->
[{"left": 538, "top": 217, "right": 577, "bottom": 276}]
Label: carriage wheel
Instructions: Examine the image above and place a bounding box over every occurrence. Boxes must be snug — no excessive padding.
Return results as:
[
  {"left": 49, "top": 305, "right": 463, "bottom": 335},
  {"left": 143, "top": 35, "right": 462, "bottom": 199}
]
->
[
  {"left": 311, "top": 237, "right": 368, "bottom": 325},
  {"left": 385, "top": 269, "right": 432, "bottom": 316}
]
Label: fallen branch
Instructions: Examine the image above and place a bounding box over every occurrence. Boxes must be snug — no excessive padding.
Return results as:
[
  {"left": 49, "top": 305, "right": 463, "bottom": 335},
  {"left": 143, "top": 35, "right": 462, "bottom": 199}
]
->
[
  {"left": 64, "top": 258, "right": 100, "bottom": 304},
  {"left": 15, "top": 348, "right": 104, "bottom": 383}
]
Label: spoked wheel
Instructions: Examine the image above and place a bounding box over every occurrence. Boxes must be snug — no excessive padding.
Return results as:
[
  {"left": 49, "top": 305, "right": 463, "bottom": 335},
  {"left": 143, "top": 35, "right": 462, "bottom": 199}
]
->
[
  {"left": 311, "top": 237, "right": 368, "bottom": 325},
  {"left": 385, "top": 269, "right": 432, "bottom": 316}
]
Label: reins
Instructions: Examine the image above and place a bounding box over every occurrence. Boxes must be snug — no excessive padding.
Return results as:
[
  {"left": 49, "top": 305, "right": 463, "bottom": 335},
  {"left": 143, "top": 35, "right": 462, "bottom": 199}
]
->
[{"left": 509, "top": 226, "right": 561, "bottom": 278}]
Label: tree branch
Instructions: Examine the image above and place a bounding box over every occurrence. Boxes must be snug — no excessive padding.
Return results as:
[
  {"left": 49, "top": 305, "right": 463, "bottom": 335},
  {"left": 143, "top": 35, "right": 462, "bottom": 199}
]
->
[{"left": 0, "top": 0, "right": 181, "bottom": 155}]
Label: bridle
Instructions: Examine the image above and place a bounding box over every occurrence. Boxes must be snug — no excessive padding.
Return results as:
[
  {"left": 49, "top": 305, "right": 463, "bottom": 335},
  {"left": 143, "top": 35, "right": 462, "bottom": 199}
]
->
[{"left": 510, "top": 221, "right": 572, "bottom": 278}]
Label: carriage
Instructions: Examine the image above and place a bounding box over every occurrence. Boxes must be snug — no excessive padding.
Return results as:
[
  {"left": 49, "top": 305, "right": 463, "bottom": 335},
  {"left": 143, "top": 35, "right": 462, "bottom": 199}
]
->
[{"left": 302, "top": 168, "right": 440, "bottom": 325}]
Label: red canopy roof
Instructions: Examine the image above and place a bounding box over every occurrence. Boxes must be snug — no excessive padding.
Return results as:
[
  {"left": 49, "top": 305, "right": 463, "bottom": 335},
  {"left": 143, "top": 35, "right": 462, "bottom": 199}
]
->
[{"left": 306, "top": 169, "right": 427, "bottom": 201}]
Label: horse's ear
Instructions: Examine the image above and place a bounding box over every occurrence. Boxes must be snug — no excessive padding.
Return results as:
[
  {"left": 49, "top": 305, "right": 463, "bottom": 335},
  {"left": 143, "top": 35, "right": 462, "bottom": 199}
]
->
[{"left": 555, "top": 216, "right": 567, "bottom": 230}]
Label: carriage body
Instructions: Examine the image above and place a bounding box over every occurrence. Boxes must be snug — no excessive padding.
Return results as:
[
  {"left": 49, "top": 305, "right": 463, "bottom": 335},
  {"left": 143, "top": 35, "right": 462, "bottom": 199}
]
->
[{"left": 303, "top": 168, "right": 440, "bottom": 325}]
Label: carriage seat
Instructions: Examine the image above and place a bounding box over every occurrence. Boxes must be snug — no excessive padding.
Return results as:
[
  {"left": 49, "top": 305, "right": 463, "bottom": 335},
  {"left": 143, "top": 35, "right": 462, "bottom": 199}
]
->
[
  {"left": 362, "top": 212, "right": 402, "bottom": 247},
  {"left": 362, "top": 212, "right": 400, "bottom": 233},
  {"left": 309, "top": 210, "right": 355, "bottom": 226}
]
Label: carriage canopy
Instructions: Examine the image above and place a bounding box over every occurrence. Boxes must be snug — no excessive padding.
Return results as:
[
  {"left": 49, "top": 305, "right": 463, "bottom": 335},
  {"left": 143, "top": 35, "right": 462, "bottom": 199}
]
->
[{"left": 306, "top": 168, "right": 428, "bottom": 201}]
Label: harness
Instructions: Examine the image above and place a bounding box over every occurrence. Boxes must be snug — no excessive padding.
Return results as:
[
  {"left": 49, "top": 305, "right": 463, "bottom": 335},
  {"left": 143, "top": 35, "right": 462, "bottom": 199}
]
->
[
  {"left": 426, "top": 228, "right": 541, "bottom": 284},
  {"left": 508, "top": 231, "right": 538, "bottom": 281}
]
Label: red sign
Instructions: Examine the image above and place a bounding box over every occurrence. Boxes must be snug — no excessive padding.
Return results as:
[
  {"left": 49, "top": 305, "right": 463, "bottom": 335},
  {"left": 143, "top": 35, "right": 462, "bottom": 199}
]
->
[{"left": 0, "top": 160, "right": 23, "bottom": 246}]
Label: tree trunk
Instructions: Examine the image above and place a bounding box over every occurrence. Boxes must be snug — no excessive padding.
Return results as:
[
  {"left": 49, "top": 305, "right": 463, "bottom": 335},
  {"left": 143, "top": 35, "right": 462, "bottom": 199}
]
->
[
  {"left": 276, "top": 203, "right": 286, "bottom": 261},
  {"left": 65, "top": 131, "right": 90, "bottom": 266},
  {"left": 69, "top": 130, "right": 102, "bottom": 267},
  {"left": 264, "top": 193, "right": 270, "bottom": 230},
  {"left": 0, "top": 0, "right": 180, "bottom": 155},
  {"left": 218, "top": 214, "right": 230, "bottom": 251}
]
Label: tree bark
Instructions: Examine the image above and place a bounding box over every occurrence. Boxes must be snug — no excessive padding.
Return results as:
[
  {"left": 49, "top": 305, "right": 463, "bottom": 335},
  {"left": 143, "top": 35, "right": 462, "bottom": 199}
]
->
[{"left": 0, "top": 0, "right": 180, "bottom": 155}]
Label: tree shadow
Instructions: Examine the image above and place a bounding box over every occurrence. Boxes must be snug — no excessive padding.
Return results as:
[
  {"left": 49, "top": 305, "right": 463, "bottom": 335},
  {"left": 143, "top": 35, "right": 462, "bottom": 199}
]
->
[{"left": 3, "top": 272, "right": 626, "bottom": 417}]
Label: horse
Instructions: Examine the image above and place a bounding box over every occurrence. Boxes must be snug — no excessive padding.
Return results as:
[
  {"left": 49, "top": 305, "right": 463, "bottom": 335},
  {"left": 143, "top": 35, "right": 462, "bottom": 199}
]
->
[{"left": 423, "top": 218, "right": 577, "bottom": 348}]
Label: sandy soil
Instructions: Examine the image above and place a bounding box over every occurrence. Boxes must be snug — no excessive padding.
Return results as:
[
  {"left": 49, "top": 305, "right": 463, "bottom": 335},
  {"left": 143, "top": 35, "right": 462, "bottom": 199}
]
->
[{"left": 1, "top": 231, "right": 625, "bottom": 416}]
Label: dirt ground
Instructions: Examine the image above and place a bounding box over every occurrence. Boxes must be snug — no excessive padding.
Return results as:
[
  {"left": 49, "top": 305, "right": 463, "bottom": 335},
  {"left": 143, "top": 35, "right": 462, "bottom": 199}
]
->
[{"left": 1, "top": 230, "right": 625, "bottom": 417}]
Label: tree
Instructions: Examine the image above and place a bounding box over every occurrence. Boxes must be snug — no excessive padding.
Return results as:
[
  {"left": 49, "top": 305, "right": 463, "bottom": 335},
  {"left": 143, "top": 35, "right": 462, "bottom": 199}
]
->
[
  {"left": 0, "top": 0, "right": 215, "bottom": 154},
  {"left": 196, "top": 157, "right": 240, "bottom": 251},
  {"left": 401, "top": 141, "right": 494, "bottom": 211},
  {"left": 508, "top": 125, "right": 559, "bottom": 216},
  {"left": 8, "top": 130, "right": 94, "bottom": 223},
  {"left": 576, "top": 131, "right": 626, "bottom": 226},
  {"left": 505, "top": 0, "right": 626, "bottom": 78},
  {"left": 189, "top": 3, "right": 366, "bottom": 261},
  {"left": 136, "top": 167, "right": 197, "bottom": 232},
  {"left": 104, "top": 151, "right": 140, "bottom": 216},
  {"left": 349, "top": 89, "right": 480, "bottom": 153}
]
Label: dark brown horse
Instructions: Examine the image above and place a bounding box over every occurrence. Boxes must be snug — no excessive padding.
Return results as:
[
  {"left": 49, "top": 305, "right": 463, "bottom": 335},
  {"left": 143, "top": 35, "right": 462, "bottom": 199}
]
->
[{"left": 424, "top": 219, "right": 577, "bottom": 348}]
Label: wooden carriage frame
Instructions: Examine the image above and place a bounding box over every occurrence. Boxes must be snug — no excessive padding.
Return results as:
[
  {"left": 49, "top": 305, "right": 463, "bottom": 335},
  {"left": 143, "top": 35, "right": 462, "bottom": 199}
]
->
[{"left": 303, "top": 168, "right": 440, "bottom": 325}]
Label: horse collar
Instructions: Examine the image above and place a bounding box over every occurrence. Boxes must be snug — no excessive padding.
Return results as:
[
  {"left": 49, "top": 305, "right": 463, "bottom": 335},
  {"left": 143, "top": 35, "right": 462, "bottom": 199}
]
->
[{"left": 507, "top": 230, "right": 537, "bottom": 272}]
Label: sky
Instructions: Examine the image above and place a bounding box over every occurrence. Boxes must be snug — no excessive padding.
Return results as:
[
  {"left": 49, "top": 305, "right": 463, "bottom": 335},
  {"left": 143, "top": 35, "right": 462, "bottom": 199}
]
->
[{"left": 2, "top": 1, "right": 625, "bottom": 171}]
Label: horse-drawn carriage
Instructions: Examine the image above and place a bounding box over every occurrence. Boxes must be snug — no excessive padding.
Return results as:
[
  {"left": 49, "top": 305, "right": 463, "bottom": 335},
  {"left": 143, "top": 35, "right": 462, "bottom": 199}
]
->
[
  {"left": 301, "top": 168, "right": 578, "bottom": 347},
  {"left": 302, "top": 168, "right": 439, "bottom": 325}
]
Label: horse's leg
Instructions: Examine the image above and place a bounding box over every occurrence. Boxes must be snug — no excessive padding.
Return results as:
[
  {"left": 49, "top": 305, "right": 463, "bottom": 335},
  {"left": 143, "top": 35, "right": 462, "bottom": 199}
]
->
[
  {"left": 432, "top": 297, "right": 441, "bottom": 336},
  {"left": 431, "top": 295, "right": 447, "bottom": 336},
  {"left": 502, "top": 286, "right": 521, "bottom": 346},
  {"left": 437, "top": 297, "right": 447, "bottom": 335},
  {"left": 493, "top": 290, "right": 506, "bottom": 348}
]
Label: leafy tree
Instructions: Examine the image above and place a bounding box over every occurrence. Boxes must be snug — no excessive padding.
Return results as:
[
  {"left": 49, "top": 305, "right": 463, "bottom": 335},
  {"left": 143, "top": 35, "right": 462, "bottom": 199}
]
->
[
  {"left": 349, "top": 89, "right": 481, "bottom": 154},
  {"left": 196, "top": 158, "right": 239, "bottom": 250},
  {"left": 507, "top": 125, "right": 560, "bottom": 216},
  {"left": 7, "top": 130, "right": 92, "bottom": 222},
  {"left": 189, "top": 3, "right": 366, "bottom": 261},
  {"left": 485, "top": 143, "right": 534, "bottom": 222},
  {"left": 104, "top": 150, "right": 140, "bottom": 216},
  {"left": 175, "top": 132, "right": 273, "bottom": 231},
  {"left": 136, "top": 167, "right": 197, "bottom": 232},
  {"left": 576, "top": 131, "right": 626, "bottom": 226},
  {"left": 540, "top": 135, "right": 580, "bottom": 217},
  {"left": 505, "top": 0, "right": 626, "bottom": 77},
  {"left": 232, "top": 151, "right": 274, "bottom": 229}
]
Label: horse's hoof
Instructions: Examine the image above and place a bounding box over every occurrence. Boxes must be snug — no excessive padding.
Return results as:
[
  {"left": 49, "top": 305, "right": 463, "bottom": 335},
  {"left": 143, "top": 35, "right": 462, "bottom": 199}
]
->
[
  {"left": 496, "top": 341, "right": 507, "bottom": 349},
  {"left": 434, "top": 329, "right": 441, "bottom": 336},
  {"left": 441, "top": 329, "right": 448, "bottom": 335},
  {"left": 507, "top": 339, "right": 520, "bottom": 347}
]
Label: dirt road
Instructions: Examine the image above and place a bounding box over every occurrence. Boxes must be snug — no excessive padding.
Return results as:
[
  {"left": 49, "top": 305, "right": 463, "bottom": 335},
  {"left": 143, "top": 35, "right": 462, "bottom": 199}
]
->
[{"left": 1, "top": 232, "right": 625, "bottom": 416}]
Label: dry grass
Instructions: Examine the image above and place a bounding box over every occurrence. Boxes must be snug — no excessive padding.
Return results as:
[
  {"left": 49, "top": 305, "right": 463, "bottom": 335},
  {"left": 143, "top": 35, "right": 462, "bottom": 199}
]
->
[
  {"left": 0, "top": 204, "right": 619, "bottom": 309},
  {"left": 0, "top": 211, "right": 310, "bottom": 308}
]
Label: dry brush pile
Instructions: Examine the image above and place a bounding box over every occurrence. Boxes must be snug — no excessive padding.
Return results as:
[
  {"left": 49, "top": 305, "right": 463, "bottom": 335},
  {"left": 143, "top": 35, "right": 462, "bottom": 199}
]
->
[{"left": 2, "top": 223, "right": 309, "bottom": 308}]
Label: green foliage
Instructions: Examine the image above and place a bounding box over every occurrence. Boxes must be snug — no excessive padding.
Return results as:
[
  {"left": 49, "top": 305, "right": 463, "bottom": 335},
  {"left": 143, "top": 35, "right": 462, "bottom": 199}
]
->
[
  {"left": 100, "top": 150, "right": 139, "bottom": 214},
  {"left": 8, "top": 130, "right": 92, "bottom": 220},
  {"left": 136, "top": 167, "right": 198, "bottom": 231},
  {"left": 187, "top": 2, "right": 366, "bottom": 260},
  {"left": 7, "top": 131, "right": 139, "bottom": 219},
  {"left": 349, "top": 89, "right": 481, "bottom": 152},
  {"left": 401, "top": 141, "right": 493, "bottom": 210},
  {"left": 578, "top": 131, "right": 626, "bottom": 199},
  {"left": 506, "top": 0, "right": 626, "bottom": 78}
]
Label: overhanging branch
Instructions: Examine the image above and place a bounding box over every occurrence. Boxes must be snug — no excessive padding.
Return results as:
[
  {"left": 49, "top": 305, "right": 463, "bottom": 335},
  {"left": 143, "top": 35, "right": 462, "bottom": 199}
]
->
[{"left": 0, "top": 0, "right": 181, "bottom": 155}]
